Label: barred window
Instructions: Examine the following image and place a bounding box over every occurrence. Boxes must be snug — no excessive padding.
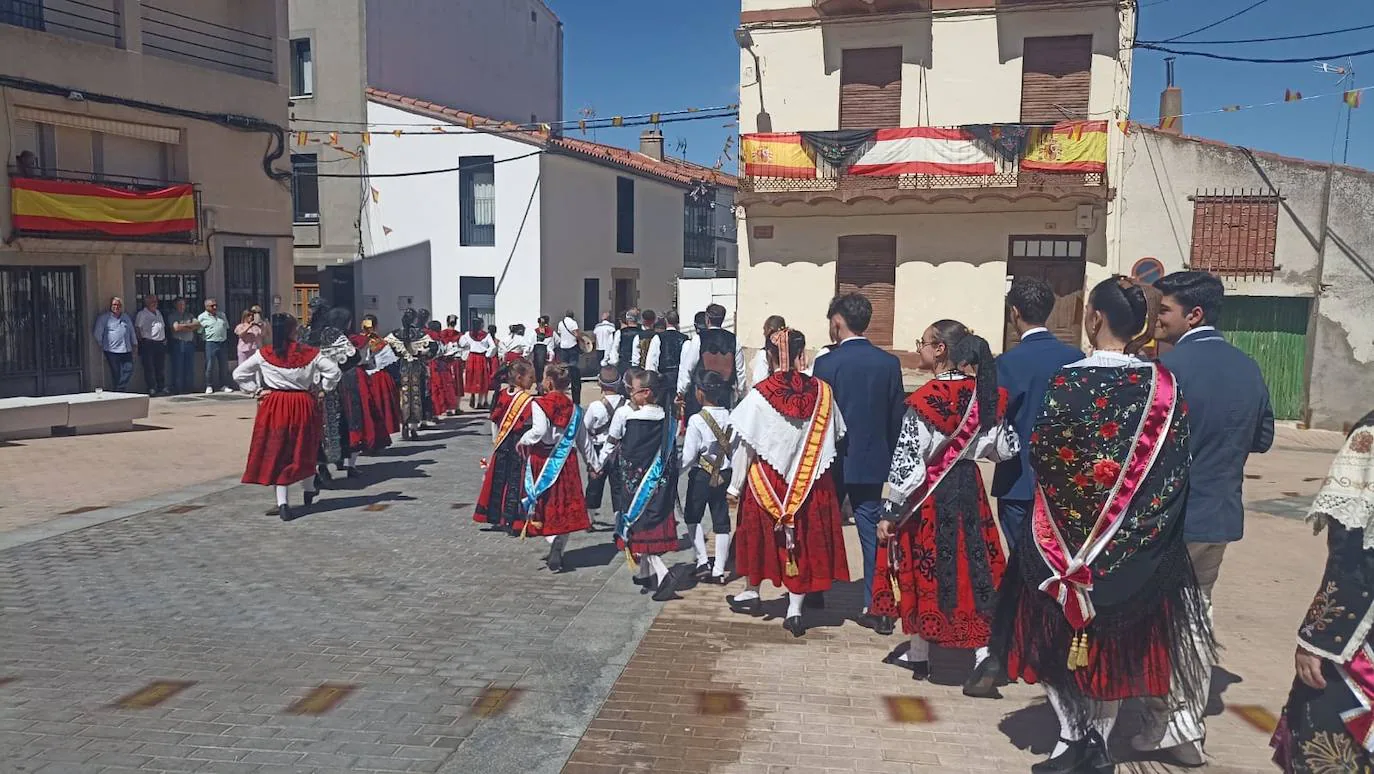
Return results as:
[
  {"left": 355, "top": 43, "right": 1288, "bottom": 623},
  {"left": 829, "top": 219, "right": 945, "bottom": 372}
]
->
[{"left": 1189, "top": 189, "right": 1280, "bottom": 278}]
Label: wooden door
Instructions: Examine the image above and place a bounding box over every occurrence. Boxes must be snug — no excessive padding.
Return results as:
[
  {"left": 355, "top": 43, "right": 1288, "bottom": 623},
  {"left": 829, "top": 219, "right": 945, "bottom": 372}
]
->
[
  {"left": 836, "top": 234, "right": 897, "bottom": 347},
  {"left": 1219, "top": 296, "right": 1308, "bottom": 420},
  {"left": 840, "top": 48, "right": 903, "bottom": 130}
]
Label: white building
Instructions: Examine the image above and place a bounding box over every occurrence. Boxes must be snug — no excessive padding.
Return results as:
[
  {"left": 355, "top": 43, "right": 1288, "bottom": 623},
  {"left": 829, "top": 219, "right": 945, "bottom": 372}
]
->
[
  {"left": 355, "top": 90, "right": 737, "bottom": 332},
  {"left": 736, "top": 0, "right": 1135, "bottom": 361}
]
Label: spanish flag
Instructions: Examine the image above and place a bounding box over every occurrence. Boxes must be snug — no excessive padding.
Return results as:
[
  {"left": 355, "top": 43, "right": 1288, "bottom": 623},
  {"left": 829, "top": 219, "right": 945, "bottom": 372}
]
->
[
  {"left": 741, "top": 133, "right": 817, "bottom": 178},
  {"left": 11, "top": 178, "right": 196, "bottom": 237},
  {"left": 1345, "top": 90, "right": 1362, "bottom": 108},
  {"left": 1021, "top": 120, "right": 1108, "bottom": 173}
]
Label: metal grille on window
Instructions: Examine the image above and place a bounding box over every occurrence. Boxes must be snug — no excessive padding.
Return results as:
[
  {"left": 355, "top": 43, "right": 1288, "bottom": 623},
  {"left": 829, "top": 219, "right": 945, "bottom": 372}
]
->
[
  {"left": 684, "top": 193, "right": 714, "bottom": 267},
  {"left": 1010, "top": 237, "right": 1084, "bottom": 259},
  {"left": 0, "top": 0, "right": 44, "bottom": 30},
  {"left": 460, "top": 157, "right": 496, "bottom": 247},
  {"left": 134, "top": 272, "right": 204, "bottom": 315},
  {"left": 1189, "top": 188, "right": 1280, "bottom": 280},
  {"left": 291, "top": 154, "right": 320, "bottom": 223}
]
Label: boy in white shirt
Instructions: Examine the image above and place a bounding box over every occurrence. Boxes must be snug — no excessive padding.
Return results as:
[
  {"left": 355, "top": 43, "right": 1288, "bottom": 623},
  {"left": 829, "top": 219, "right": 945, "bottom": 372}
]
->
[
  {"left": 681, "top": 369, "right": 737, "bottom": 584},
  {"left": 583, "top": 366, "right": 624, "bottom": 517}
]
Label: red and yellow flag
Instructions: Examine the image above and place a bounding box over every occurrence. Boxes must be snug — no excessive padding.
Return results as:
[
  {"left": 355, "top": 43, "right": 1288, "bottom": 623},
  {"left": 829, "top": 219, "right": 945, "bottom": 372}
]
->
[
  {"left": 741, "top": 133, "right": 817, "bottom": 178},
  {"left": 1345, "top": 90, "right": 1362, "bottom": 109},
  {"left": 11, "top": 178, "right": 196, "bottom": 237},
  {"left": 1021, "top": 120, "right": 1109, "bottom": 173}
]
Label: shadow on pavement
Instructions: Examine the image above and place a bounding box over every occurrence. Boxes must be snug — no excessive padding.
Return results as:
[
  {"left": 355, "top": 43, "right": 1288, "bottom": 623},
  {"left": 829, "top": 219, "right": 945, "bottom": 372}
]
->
[
  {"left": 560, "top": 541, "right": 620, "bottom": 571},
  {"left": 304, "top": 490, "right": 417, "bottom": 517},
  {"left": 1207, "top": 665, "right": 1242, "bottom": 716},
  {"left": 999, "top": 699, "right": 1058, "bottom": 754}
]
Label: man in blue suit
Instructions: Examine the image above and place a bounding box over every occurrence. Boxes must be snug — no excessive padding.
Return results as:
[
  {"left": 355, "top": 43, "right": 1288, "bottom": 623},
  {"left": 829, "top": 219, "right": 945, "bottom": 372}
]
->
[
  {"left": 1133, "top": 270, "right": 1274, "bottom": 767},
  {"left": 812, "top": 293, "right": 906, "bottom": 634},
  {"left": 992, "top": 278, "right": 1083, "bottom": 551}
]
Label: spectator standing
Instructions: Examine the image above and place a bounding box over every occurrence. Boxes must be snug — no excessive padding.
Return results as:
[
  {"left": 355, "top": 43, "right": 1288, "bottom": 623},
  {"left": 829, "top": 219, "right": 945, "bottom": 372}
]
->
[
  {"left": 235, "top": 309, "right": 266, "bottom": 365},
  {"left": 198, "top": 298, "right": 233, "bottom": 393},
  {"left": 532, "top": 315, "right": 553, "bottom": 382},
  {"left": 592, "top": 311, "right": 616, "bottom": 367},
  {"left": 990, "top": 278, "right": 1083, "bottom": 551},
  {"left": 134, "top": 294, "right": 168, "bottom": 395},
  {"left": 811, "top": 293, "right": 905, "bottom": 634},
  {"left": 1132, "top": 270, "right": 1276, "bottom": 766},
  {"left": 553, "top": 308, "right": 583, "bottom": 403},
  {"left": 92, "top": 296, "right": 138, "bottom": 392},
  {"left": 166, "top": 297, "right": 199, "bottom": 394}
]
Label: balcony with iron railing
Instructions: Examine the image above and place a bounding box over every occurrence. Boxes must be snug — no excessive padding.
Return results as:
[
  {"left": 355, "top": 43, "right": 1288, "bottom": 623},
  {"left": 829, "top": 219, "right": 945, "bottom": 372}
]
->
[{"left": 7, "top": 167, "right": 202, "bottom": 244}]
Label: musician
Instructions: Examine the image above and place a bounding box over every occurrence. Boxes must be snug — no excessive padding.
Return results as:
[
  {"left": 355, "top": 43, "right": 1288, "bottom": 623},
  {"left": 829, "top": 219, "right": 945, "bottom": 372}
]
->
[{"left": 552, "top": 309, "right": 583, "bottom": 403}]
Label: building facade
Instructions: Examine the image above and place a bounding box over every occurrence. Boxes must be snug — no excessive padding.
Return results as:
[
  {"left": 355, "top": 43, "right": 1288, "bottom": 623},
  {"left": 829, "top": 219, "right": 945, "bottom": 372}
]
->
[
  {"left": 736, "top": 0, "right": 1135, "bottom": 360},
  {"left": 352, "top": 90, "right": 736, "bottom": 333},
  {"left": 1, "top": 0, "right": 293, "bottom": 397},
  {"left": 1117, "top": 125, "right": 1374, "bottom": 431}
]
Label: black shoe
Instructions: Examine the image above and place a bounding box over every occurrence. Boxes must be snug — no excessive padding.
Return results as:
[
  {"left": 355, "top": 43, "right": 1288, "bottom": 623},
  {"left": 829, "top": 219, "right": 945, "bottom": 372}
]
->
[
  {"left": 632, "top": 574, "right": 652, "bottom": 588},
  {"left": 316, "top": 465, "right": 333, "bottom": 482},
  {"left": 652, "top": 566, "right": 687, "bottom": 602},
  {"left": 962, "top": 655, "right": 1004, "bottom": 699},
  {"left": 547, "top": 550, "right": 564, "bottom": 573},
  {"left": 783, "top": 616, "right": 806, "bottom": 638},
  {"left": 692, "top": 562, "right": 713, "bottom": 581},
  {"left": 805, "top": 592, "right": 825, "bottom": 610},
  {"left": 881, "top": 650, "right": 926, "bottom": 674},
  {"left": 909, "top": 661, "right": 931, "bottom": 681},
  {"left": 303, "top": 489, "right": 318, "bottom": 508},
  {"left": 727, "top": 594, "right": 761, "bottom": 614},
  {"left": 279, "top": 503, "right": 299, "bottom": 522},
  {"left": 858, "top": 613, "right": 895, "bottom": 635},
  {"left": 1031, "top": 733, "right": 1113, "bottom": 774},
  {"left": 702, "top": 574, "right": 728, "bottom": 586},
  {"left": 344, "top": 467, "right": 361, "bottom": 479}
]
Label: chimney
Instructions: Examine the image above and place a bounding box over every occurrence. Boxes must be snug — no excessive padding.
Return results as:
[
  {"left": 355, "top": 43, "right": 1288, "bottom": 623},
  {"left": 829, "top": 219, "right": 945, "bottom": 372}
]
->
[
  {"left": 1159, "top": 57, "right": 1183, "bottom": 134},
  {"left": 640, "top": 129, "right": 664, "bottom": 161}
]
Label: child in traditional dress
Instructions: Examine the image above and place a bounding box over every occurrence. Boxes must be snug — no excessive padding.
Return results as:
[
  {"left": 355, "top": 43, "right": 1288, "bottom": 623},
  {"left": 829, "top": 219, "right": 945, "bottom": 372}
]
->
[
  {"left": 517, "top": 362, "right": 596, "bottom": 572},
  {"left": 873, "top": 320, "right": 1017, "bottom": 696},
  {"left": 593, "top": 367, "right": 685, "bottom": 601},
  {"left": 583, "top": 366, "right": 625, "bottom": 518},
  {"left": 682, "top": 369, "right": 736, "bottom": 585},
  {"left": 473, "top": 359, "right": 537, "bottom": 534},
  {"left": 726, "top": 328, "right": 849, "bottom": 637},
  {"left": 460, "top": 318, "right": 494, "bottom": 410}
]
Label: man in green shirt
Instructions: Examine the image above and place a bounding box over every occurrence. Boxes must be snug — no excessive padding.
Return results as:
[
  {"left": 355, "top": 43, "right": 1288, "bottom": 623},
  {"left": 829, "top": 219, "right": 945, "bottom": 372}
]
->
[{"left": 197, "top": 298, "right": 233, "bottom": 393}]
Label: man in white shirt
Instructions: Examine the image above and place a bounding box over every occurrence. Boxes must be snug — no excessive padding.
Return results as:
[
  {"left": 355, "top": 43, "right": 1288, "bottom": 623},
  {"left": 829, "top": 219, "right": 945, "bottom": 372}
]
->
[
  {"left": 592, "top": 311, "right": 617, "bottom": 368},
  {"left": 134, "top": 294, "right": 168, "bottom": 395},
  {"left": 676, "top": 303, "right": 746, "bottom": 409},
  {"left": 553, "top": 309, "right": 583, "bottom": 403}
]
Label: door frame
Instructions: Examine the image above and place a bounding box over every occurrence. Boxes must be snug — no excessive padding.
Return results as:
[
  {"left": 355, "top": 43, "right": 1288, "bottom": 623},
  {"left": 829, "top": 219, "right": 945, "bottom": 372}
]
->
[{"left": 1004, "top": 235, "right": 1088, "bottom": 352}]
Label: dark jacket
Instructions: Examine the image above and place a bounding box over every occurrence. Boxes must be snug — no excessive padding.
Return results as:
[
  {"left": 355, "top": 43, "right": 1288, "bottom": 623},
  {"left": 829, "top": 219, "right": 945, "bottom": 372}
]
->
[
  {"left": 1161, "top": 328, "right": 1275, "bottom": 544},
  {"left": 812, "top": 337, "right": 905, "bottom": 485},
  {"left": 992, "top": 330, "right": 1084, "bottom": 502}
]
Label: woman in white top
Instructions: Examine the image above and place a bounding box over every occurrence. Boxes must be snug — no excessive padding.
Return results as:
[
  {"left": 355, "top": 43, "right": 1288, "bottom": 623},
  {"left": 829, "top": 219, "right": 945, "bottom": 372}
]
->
[
  {"left": 747, "top": 314, "right": 787, "bottom": 390},
  {"left": 234, "top": 313, "right": 342, "bottom": 522}
]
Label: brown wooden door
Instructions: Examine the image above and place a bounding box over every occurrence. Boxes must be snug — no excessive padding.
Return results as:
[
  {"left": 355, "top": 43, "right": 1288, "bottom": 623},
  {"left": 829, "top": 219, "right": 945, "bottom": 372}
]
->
[
  {"left": 1004, "top": 259, "right": 1085, "bottom": 351},
  {"left": 1020, "top": 36, "right": 1093, "bottom": 123},
  {"left": 836, "top": 234, "right": 897, "bottom": 347},
  {"left": 840, "top": 48, "right": 903, "bottom": 129}
]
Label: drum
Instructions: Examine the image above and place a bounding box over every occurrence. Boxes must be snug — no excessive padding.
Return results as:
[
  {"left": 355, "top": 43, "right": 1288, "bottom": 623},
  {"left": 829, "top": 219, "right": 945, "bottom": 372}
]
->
[{"left": 578, "top": 332, "right": 596, "bottom": 354}]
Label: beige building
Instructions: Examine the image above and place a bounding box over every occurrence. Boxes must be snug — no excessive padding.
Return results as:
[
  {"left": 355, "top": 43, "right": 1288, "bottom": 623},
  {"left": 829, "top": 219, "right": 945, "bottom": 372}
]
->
[
  {"left": 736, "top": 0, "right": 1135, "bottom": 361},
  {"left": 0, "top": 0, "right": 293, "bottom": 397}
]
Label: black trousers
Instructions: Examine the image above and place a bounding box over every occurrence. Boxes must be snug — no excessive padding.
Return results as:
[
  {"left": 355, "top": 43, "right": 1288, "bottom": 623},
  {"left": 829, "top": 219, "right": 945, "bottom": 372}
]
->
[
  {"left": 556, "top": 346, "right": 581, "bottom": 404},
  {"left": 683, "top": 467, "right": 731, "bottom": 533},
  {"left": 139, "top": 339, "right": 166, "bottom": 393},
  {"left": 585, "top": 467, "right": 608, "bottom": 510},
  {"left": 533, "top": 345, "right": 548, "bottom": 382}
]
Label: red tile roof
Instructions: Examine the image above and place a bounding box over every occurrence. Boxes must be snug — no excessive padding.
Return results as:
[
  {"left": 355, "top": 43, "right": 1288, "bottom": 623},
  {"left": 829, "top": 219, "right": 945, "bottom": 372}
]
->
[{"left": 365, "top": 87, "right": 737, "bottom": 189}]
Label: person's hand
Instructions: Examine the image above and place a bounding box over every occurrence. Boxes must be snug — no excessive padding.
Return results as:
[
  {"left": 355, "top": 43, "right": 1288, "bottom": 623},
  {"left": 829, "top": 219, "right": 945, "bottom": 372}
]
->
[
  {"left": 877, "top": 519, "right": 894, "bottom": 542},
  {"left": 256, "top": 389, "right": 271, "bottom": 402},
  {"left": 727, "top": 493, "right": 740, "bottom": 510},
  {"left": 675, "top": 394, "right": 686, "bottom": 410},
  {"left": 1296, "top": 648, "right": 1327, "bottom": 690}
]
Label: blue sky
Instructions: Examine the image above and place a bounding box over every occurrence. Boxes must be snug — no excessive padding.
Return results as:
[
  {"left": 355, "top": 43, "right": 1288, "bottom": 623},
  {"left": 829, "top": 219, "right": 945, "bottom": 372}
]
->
[{"left": 548, "top": 0, "right": 1370, "bottom": 170}]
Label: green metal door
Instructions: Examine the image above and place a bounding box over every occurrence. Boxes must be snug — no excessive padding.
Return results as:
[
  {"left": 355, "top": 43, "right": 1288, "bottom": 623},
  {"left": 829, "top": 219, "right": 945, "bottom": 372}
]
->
[{"left": 1218, "top": 296, "right": 1309, "bottom": 420}]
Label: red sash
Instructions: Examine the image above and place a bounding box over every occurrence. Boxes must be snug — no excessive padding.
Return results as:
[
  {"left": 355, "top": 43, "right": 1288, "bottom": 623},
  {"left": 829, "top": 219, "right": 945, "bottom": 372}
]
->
[
  {"left": 493, "top": 391, "right": 534, "bottom": 448},
  {"left": 889, "top": 390, "right": 981, "bottom": 529},
  {"left": 1032, "top": 364, "right": 1178, "bottom": 630}
]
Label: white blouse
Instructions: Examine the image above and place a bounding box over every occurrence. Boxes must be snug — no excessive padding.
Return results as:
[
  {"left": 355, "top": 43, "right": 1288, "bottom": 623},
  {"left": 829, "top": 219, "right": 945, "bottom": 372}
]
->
[
  {"left": 584, "top": 394, "right": 625, "bottom": 447},
  {"left": 593, "top": 403, "right": 665, "bottom": 472},
  {"left": 517, "top": 401, "right": 598, "bottom": 462},
  {"left": 232, "top": 349, "right": 342, "bottom": 394},
  {"left": 462, "top": 333, "right": 496, "bottom": 357},
  {"left": 682, "top": 406, "right": 736, "bottom": 473}
]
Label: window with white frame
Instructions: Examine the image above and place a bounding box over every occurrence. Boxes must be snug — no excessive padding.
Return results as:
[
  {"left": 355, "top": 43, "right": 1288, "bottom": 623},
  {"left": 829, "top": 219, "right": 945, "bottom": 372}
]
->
[
  {"left": 290, "top": 38, "right": 313, "bottom": 97},
  {"left": 291, "top": 153, "right": 319, "bottom": 223},
  {"left": 459, "top": 156, "right": 496, "bottom": 247}
]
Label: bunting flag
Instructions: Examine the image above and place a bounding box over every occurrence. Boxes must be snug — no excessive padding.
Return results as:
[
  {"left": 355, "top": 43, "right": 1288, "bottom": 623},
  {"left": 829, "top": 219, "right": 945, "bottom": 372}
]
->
[
  {"left": 11, "top": 178, "right": 196, "bottom": 237},
  {"left": 295, "top": 130, "right": 309, "bottom": 146},
  {"left": 361, "top": 132, "right": 371, "bottom": 146},
  {"left": 370, "top": 187, "right": 380, "bottom": 203},
  {"left": 1222, "top": 105, "right": 1242, "bottom": 112},
  {"left": 1021, "top": 120, "right": 1109, "bottom": 173},
  {"left": 799, "top": 130, "right": 875, "bottom": 167},
  {"left": 1346, "top": 90, "right": 1362, "bottom": 108},
  {"left": 392, "top": 129, "right": 403, "bottom": 138},
  {"left": 612, "top": 116, "right": 624, "bottom": 127},
  {"left": 1116, "top": 120, "right": 1130, "bottom": 135},
  {"left": 741, "top": 133, "right": 817, "bottom": 178},
  {"left": 328, "top": 132, "right": 339, "bottom": 145},
  {"left": 1160, "top": 115, "right": 1179, "bottom": 129},
  {"left": 578, "top": 119, "right": 587, "bottom": 134},
  {"left": 1285, "top": 89, "right": 1303, "bottom": 102},
  {"left": 465, "top": 116, "right": 476, "bottom": 129},
  {"left": 382, "top": 226, "right": 393, "bottom": 236},
  {"left": 650, "top": 113, "right": 660, "bottom": 124},
  {"left": 849, "top": 127, "right": 997, "bottom": 177}
]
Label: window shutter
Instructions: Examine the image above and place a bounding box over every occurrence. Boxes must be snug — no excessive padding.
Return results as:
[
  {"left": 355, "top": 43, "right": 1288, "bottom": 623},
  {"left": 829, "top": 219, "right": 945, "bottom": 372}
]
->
[
  {"left": 840, "top": 48, "right": 903, "bottom": 130},
  {"left": 1189, "top": 193, "right": 1280, "bottom": 278},
  {"left": 836, "top": 234, "right": 897, "bottom": 347},
  {"left": 1020, "top": 36, "right": 1092, "bottom": 124}
]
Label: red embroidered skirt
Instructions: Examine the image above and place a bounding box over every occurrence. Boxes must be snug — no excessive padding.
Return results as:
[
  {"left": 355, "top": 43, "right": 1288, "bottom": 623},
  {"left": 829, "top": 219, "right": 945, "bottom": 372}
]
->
[
  {"left": 428, "top": 359, "right": 453, "bottom": 415},
  {"left": 523, "top": 443, "right": 591, "bottom": 536},
  {"left": 869, "top": 465, "right": 1006, "bottom": 649},
  {"left": 351, "top": 370, "right": 392, "bottom": 452},
  {"left": 464, "top": 355, "right": 491, "bottom": 395},
  {"left": 735, "top": 464, "right": 849, "bottom": 594},
  {"left": 449, "top": 358, "right": 465, "bottom": 398},
  {"left": 369, "top": 369, "right": 401, "bottom": 435},
  {"left": 242, "top": 390, "right": 321, "bottom": 486}
]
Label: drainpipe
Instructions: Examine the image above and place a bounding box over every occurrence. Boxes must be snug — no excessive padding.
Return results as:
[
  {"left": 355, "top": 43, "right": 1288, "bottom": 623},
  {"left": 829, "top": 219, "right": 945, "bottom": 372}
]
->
[{"left": 1300, "top": 163, "right": 1335, "bottom": 428}]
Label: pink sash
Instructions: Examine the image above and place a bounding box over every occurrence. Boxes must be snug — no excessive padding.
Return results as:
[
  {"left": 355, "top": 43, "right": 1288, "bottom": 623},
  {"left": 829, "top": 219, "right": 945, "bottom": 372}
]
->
[
  {"left": 1031, "top": 364, "right": 1178, "bottom": 630},
  {"left": 891, "top": 392, "right": 981, "bottom": 529},
  {"left": 1339, "top": 644, "right": 1374, "bottom": 754}
]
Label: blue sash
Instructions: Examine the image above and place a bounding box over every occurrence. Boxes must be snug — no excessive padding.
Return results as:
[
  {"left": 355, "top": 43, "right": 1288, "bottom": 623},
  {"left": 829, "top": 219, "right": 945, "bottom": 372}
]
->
[
  {"left": 521, "top": 406, "right": 582, "bottom": 515},
  {"left": 615, "top": 411, "right": 676, "bottom": 542}
]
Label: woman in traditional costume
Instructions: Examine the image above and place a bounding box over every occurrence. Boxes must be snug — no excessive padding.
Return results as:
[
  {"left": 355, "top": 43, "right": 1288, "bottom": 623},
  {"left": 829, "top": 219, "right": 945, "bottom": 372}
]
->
[
  {"left": 385, "top": 309, "right": 437, "bottom": 441},
  {"left": 871, "top": 321, "right": 1017, "bottom": 695},
  {"left": 359, "top": 314, "right": 401, "bottom": 437},
  {"left": 993, "top": 277, "right": 1210, "bottom": 774},
  {"left": 594, "top": 367, "right": 685, "bottom": 602},
  {"left": 726, "top": 328, "right": 849, "bottom": 638},
  {"left": 461, "top": 318, "right": 494, "bottom": 410},
  {"left": 474, "top": 359, "right": 538, "bottom": 534},
  {"left": 746, "top": 314, "right": 786, "bottom": 390},
  {"left": 323, "top": 307, "right": 372, "bottom": 475},
  {"left": 235, "top": 313, "right": 341, "bottom": 522},
  {"left": 440, "top": 315, "right": 464, "bottom": 414},
  {"left": 303, "top": 301, "right": 360, "bottom": 482},
  {"left": 517, "top": 362, "right": 596, "bottom": 572},
  {"left": 425, "top": 320, "right": 455, "bottom": 417},
  {"left": 1272, "top": 410, "right": 1374, "bottom": 773}
]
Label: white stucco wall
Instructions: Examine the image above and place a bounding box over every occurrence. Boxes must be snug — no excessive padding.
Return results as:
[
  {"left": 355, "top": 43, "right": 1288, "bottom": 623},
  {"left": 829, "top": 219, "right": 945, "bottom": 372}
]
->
[
  {"left": 538, "top": 153, "right": 684, "bottom": 326},
  {"left": 362, "top": 100, "right": 544, "bottom": 329}
]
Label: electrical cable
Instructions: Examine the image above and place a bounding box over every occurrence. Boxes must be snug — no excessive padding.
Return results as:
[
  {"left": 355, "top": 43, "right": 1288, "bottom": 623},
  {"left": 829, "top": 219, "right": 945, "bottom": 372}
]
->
[
  {"left": 292, "top": 109, "right": 738, "bottom": 138},
  {"left": 305, "top": 151, "right": 544, "bottom": 179},
  {"left": 1136, "top": 42, "right": 1374, "bottom": 63},
  {"left": 292, "top": 103, "right": 739, "bottom": 128},
  {"left": 1140, "top": 21, "right": 1374, "bottom": 45},
  {"left": 1157, "top": 0, "right": 1275, "bottom": 43}
]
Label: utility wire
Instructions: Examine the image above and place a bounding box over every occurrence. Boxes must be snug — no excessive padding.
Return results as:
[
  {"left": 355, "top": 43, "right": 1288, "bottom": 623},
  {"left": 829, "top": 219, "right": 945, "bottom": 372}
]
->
[
  {"left": 1140, "top": 21, "right": 1374, "bottom": 46},
  {"left": 306, "top": 151, "right": 542, "bottom": 179},
  {"left": 292, "top": 109, "right": 738, "bottom": 138},
  {"left": 293, "top": 104, "right": 738, "bottom": 129},
  {"left": 1137, "top": 42, "right": 1374, "bottom": 63},
  {"left": 1158, "top": 0, "right": 1275, "bottom": 43}
]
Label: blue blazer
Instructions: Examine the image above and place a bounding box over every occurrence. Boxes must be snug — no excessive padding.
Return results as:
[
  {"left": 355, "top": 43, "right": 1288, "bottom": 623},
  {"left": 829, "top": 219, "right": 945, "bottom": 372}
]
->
[
  {"left": 1161, "top": 329, "right": 1274, "bottom": 544},
  {"left": 992, "top": 331, "right": 1084, "bottom": 502},
  {"left": 812, "top": 338, "right": 905, "bottom": 486}
]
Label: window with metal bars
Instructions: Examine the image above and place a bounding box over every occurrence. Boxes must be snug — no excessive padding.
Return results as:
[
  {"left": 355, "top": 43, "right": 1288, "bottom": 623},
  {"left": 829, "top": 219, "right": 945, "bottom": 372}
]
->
[
  {"left": 459, "top": 156, "right": 496, "bottom": 247},
  {"left": 1189, "top": 189, "right": 1280, "bottom": 279}
]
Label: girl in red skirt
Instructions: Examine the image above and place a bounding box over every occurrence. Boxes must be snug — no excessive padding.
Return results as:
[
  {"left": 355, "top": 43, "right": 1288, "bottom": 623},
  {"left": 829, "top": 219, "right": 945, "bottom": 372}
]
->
[
  {"left": 359, "top": 315, "right": 401, "bottom": 436},
  {"left": 517, "top": 362, "right": 595, "bottom": 572},
  {"left": 473, "top": 360, "right": 537, "bottom": 533},
  {"left": 440, "top": 315, "right": 464, "bottom": 413},
  {"left": 425, "top": 321, "right": 455, "bottom": 417},
  {"left": 872, "top": 320, "right": 1016, "bottom": 696},
  {"left": 726, "top": 328, "right": 848, "bottom": 637},
  {"left": 349, "top": 323, "right": 393, "bottom": 454},
  {"left": 460, "top": 318, "right": 495, "bottom": 410},
  {"left": 234, "top": 313, "right": 343, "bottom": 522}
]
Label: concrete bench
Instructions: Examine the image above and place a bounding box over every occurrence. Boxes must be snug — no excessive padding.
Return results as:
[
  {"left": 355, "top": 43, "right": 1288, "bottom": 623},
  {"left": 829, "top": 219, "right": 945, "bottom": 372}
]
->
[{"left": 0, "top": 392, "right": 150, "bottom": 440}]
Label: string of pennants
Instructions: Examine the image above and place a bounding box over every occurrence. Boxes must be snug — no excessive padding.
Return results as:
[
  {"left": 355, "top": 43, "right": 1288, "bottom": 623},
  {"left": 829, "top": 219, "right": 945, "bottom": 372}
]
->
[{"left": 1152, "top": 84, "right": 1367, "bottom": 129}]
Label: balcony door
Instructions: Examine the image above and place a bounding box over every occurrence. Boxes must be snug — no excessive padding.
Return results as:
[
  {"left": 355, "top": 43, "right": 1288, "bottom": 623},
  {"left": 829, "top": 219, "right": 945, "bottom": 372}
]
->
[
  {"left": 0, "top": 266, "right": 85, "bottom": 397},
  {"left": 836, "top": 235, "right": 897, "bottom": 348}
]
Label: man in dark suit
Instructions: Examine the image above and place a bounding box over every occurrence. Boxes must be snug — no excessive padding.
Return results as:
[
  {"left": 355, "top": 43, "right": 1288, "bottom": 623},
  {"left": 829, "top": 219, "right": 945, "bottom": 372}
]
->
[
  {"left": 1133, "top": 270, "right": 1274, "bottom": 767},
  {"left": 992, "top": 278, "right": 1083, "bottom": 552},
  {"left": 812, "top": 293, "right": 906, "bottom": 634}
]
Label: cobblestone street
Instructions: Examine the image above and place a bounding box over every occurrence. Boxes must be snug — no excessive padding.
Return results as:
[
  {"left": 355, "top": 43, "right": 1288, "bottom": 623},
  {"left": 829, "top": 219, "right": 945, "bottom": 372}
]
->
[{"left": 0, "top": 401, "right": 1350, "bottom": 772}]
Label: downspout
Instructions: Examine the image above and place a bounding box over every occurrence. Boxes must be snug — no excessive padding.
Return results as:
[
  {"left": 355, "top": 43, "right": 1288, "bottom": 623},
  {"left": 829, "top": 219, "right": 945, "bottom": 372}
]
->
[{"left": 1301, "top": 163, "right": 1335, "bottom": 427}]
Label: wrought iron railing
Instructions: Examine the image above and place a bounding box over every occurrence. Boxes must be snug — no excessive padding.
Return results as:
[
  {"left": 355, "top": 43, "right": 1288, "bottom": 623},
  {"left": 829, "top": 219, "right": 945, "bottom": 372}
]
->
[
  {"left": 139, "top": 2, "right": 276, "bottom": 81},
  {"left": 1, "top": 0, "right": 121, "bottom": 47},
  {"left": 8, "top": 167, "right": 202, "bottom": 244},
  {"left": 740, "top": 158, "right": 1105, "bottom": 195}
]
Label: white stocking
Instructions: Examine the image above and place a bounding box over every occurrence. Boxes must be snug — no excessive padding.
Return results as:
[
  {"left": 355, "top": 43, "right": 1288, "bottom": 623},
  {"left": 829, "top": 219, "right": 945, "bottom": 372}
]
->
[
  {"left": 1045, "top": 686, "right": 1119, "bottom": 756},
  {"left": 692, "top": 524, "right": 709, "bottom": 567},
  {"left": 274, "top": 485, "right": 289, "bottom": 506},
  {"left": 712, "top": 534, "right": 732, "bottom": 576},
  {"left": 787, "top": 592, "right": 806, "bottom": 618},
  {"left": 733, "top": 582, "right": 760, "bottom": 602},
  {"left": 974, "top": 646, "right": 990, "bottom": 667},
  {"left": 647, "top": 554, "right": 669, "bottom": 585}
]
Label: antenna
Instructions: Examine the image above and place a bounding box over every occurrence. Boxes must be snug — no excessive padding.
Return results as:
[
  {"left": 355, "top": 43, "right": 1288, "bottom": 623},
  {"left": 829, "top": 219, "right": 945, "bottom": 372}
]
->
[
  {"left": 578, "top": 105, "right": 598, "bottom": 140},
  {"left": 675, "top": 137, "right": 689, "bottom": 158},
  {"left": 1315, "top": 61, "right": 1357, "bottom": 164}
]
